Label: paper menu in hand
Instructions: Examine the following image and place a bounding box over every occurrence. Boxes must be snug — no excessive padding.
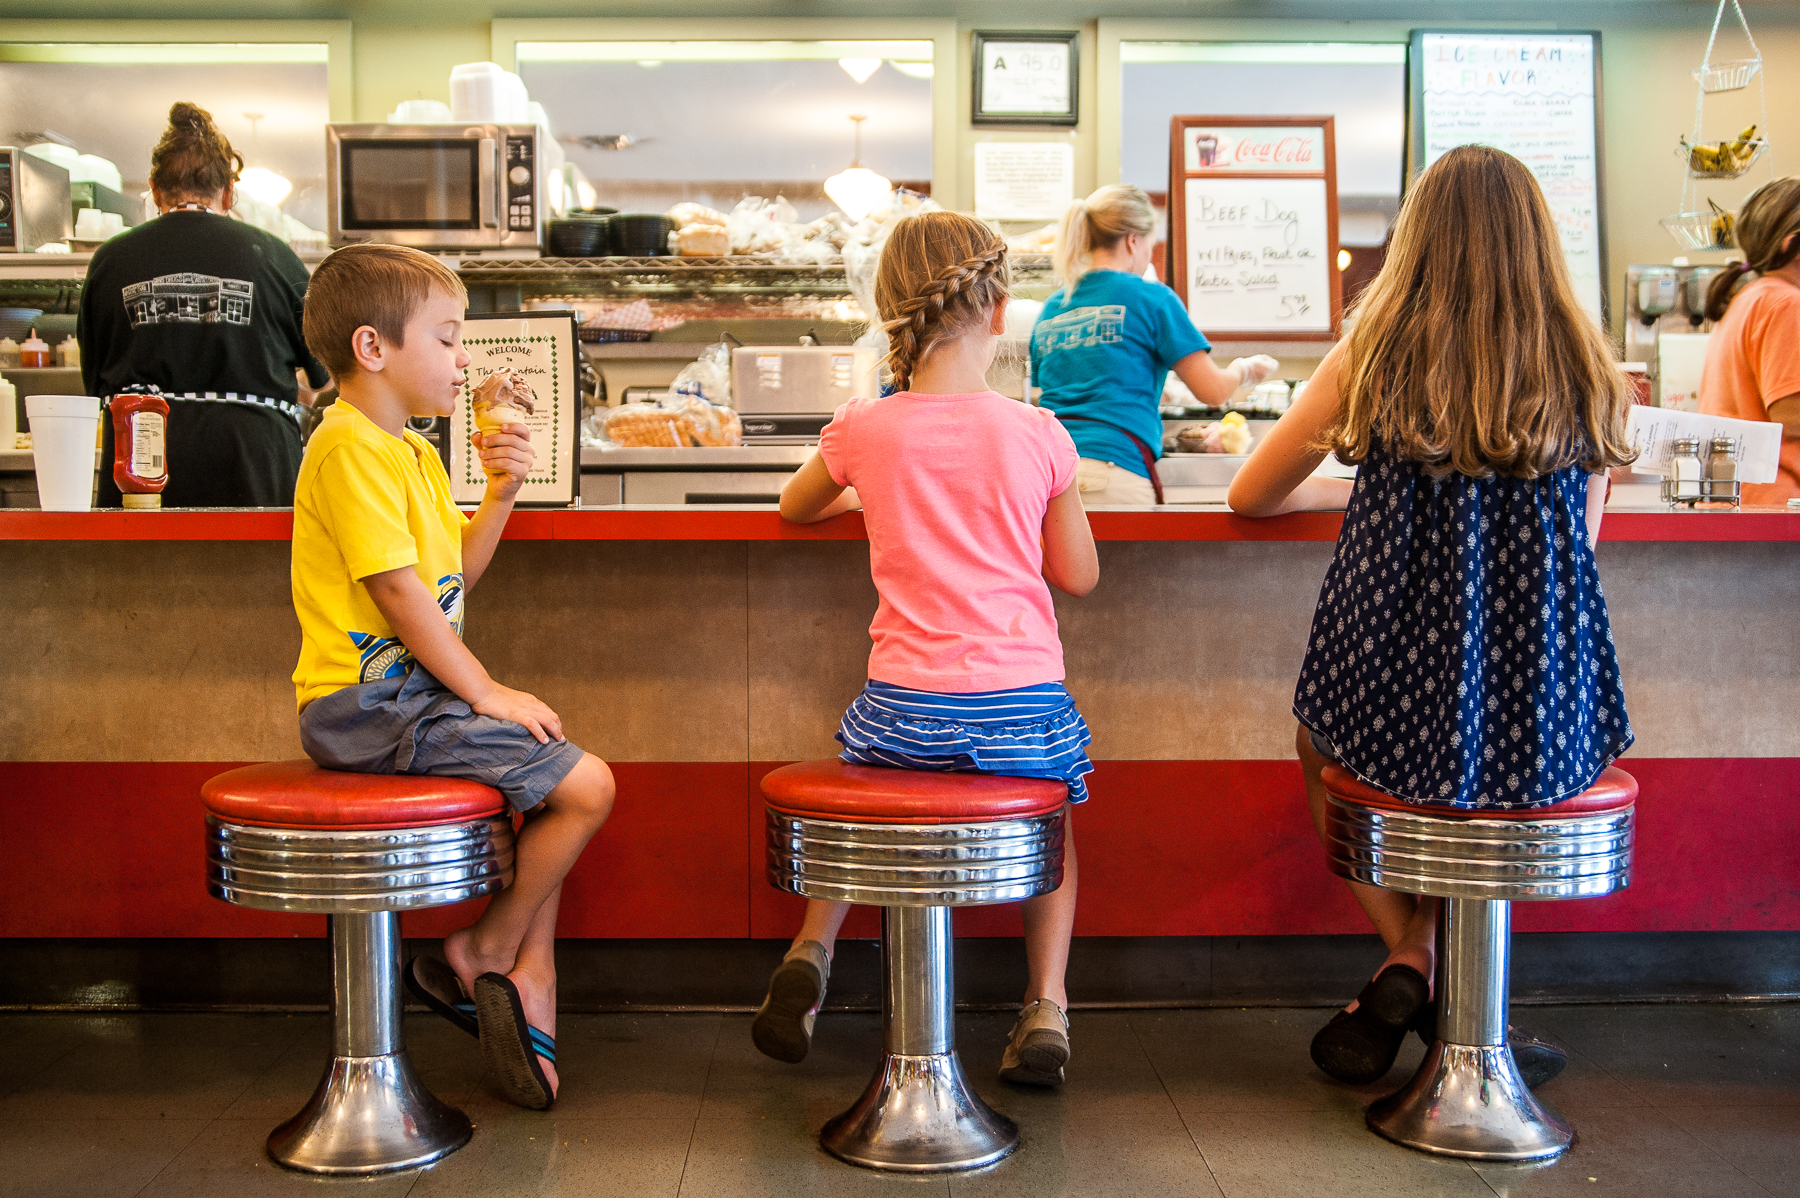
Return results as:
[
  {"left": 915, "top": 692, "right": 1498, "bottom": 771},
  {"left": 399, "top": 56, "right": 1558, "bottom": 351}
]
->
[{"left": 1625, "top": 405, "right": 1781, "bottom": 484}]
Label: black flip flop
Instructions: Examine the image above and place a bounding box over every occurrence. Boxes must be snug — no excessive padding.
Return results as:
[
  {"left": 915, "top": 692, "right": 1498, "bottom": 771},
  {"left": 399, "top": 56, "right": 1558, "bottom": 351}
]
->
[
  {"left": 473, "top": 971, "right": 556, "bottom": 1111},
  {"left": 404, "top": 956, "right": 478, "bottom": 1038}
]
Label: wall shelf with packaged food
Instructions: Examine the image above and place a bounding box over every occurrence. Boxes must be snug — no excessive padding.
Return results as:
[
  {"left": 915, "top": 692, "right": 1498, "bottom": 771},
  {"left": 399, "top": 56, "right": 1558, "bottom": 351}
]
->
[{"left": 455, "top": 253, "right": 1058, "bottom": 301}]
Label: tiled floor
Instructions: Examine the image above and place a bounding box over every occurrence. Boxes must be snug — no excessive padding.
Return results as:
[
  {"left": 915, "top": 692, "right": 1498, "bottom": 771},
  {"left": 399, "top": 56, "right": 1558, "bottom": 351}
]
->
[{"left": 3, "top": 1003, "right": 1799, "bottom": 1197}]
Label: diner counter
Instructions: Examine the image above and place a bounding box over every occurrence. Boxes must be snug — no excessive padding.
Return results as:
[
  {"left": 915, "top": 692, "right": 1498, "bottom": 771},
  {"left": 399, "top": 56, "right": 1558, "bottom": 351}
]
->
[
  {"left": 3, "top": 500, "right": 1797, "bottom": 949},
  {"left": 2, "top": 503, "right": 1799, "bottom": 542}
]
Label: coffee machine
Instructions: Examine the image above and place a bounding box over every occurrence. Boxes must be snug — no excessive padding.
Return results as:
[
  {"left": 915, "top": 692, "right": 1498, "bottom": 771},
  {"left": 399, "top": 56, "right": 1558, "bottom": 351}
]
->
[{"left": 1624, "top": 263, "right": 1729, "bottom": 403}]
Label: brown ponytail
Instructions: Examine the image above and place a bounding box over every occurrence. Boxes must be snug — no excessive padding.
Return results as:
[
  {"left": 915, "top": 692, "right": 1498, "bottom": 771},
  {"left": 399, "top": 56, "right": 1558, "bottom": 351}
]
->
[
  {"left": 150, "top": 102, "right": 242, "bottom": 202},
  {"left": 873, "top": 212, "right": 1011, "bottom": 391},
  {"left": 1705, "top": 176, "right": 1800, "bottom": 322}
]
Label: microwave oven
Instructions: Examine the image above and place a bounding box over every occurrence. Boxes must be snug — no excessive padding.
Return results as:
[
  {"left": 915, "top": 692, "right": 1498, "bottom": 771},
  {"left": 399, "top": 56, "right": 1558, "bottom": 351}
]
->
[
  {"left": 326, "top": 124, "right": 544, "bottom": 251},
  {"left": 0, "top": 147, "right": 73, "bottom": 253}
]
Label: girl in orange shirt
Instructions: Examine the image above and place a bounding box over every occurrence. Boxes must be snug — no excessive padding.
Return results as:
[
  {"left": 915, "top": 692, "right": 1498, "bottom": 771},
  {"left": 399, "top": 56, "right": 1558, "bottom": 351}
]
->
[{"left": 1700, "top": 178, "right": 1800, "bottom": 504}]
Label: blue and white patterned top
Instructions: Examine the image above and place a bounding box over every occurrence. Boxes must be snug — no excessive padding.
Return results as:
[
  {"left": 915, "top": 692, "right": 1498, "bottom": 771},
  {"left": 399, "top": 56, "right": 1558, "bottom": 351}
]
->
[{"left": 1293, "top": 448, "right": 1632, "bottom": 810}]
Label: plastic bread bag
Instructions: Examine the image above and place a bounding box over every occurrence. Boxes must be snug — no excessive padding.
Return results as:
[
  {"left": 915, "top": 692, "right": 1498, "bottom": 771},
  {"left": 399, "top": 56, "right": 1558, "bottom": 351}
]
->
[
  {"left": 470, "top": 369, "right": 536, "bottom": 434},
  {"left": 667, "top": 201, "right": 728, "bottom": 229},
  {"left": 669, "top": 393, "right": 742, "bottom": 447},
  {"left": 602, "top": 401, "right": 690, "bottom": 448},
  {"left": 670, "top": 340, "right": 732, "bottom": 408},
  {"left": 727, "top": 195, "right": 800, "bottom": 254}
]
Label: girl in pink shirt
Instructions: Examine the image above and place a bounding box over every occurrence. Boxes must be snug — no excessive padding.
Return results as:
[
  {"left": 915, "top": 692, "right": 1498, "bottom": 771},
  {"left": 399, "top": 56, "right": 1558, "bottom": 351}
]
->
[{"left": 754, "top": 212, "right": 1100, "bottom": 1087}]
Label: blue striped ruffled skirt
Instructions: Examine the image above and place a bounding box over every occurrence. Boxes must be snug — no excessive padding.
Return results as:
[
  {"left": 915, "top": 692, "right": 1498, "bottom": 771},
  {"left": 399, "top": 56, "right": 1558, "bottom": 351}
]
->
[{"left": 836, "top": 679, "right": 1094, "bottom": 803}]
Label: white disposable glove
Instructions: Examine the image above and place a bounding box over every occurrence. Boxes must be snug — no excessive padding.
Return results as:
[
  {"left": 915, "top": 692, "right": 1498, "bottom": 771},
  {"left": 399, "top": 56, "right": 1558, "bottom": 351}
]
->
[{"left": 1230, "top": 354, "right": 1280, "bottom": 388}]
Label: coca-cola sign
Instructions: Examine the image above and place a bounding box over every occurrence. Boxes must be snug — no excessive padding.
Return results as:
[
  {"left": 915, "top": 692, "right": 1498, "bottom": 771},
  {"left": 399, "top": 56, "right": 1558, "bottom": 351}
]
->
[{"left": 1186, "top": 126, "right": 1326, "bottom": 173}]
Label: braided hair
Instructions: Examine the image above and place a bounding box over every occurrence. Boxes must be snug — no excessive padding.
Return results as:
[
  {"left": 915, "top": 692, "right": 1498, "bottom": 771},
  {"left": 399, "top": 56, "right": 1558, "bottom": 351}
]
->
[
  {"left": 1705, "top": 176, "right": 1800, "bottom": 322},
  {"left": 873, "top": 212, "right": 1011, "bottom": 391},
  {"left": 150, "top": 102, "right": 242, "bottom": 203}
]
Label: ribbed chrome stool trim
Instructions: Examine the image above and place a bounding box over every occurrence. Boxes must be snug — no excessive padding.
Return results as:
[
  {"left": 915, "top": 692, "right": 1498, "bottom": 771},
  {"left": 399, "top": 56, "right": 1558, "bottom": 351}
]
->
[
  {"left": 206, "top": 809, "right": 515, "bottom": 1174},
  {"left": 1325, "top": 799, "right": 1634, "bottom": 900},
  {"left": 1325, "top": 788, "right": 1635, "bottom": 1162},
  {"left": 206, "top": 815, "right": 515, "bottom": 913},
  {"left": 764, "top": 810, "right": 1064, "bottom": 907},
  {"left": 765, "top": 802, "right": 1066, "bottom": 1171}
]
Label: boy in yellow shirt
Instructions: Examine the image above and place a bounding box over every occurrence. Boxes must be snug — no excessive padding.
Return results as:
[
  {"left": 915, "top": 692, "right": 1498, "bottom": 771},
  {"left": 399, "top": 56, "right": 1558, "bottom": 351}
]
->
[{"left": 292, "top": 244, "right": 613, "bottom": 1110}]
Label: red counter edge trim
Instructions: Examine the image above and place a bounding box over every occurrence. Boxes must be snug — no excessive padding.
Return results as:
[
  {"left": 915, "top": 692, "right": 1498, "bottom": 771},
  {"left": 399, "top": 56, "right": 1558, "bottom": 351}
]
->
[{"left": 1, "top": 508, "right": 1796, "bottom": 543}]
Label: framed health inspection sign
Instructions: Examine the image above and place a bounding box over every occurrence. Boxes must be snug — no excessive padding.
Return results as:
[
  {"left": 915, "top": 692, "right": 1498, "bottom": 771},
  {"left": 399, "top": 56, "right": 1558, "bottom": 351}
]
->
[
  {"left": 448, "top": 309, "right": 580, "bottom": 507},
  {"left": 1167, "top": 116, "right": 1342, "bottom": 341},
  {"left": 972, "top": 31, "right": 1078, "bottom": 126}
]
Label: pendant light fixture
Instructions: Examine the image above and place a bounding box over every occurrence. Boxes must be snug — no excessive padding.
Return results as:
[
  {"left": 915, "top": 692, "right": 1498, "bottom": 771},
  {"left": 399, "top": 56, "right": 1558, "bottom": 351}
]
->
[
  {"left": 837, "top": 57, "right": 882, "bottom": 84},
  {"left": 824, "top": 114, "right": 891, "bottom": 222}
]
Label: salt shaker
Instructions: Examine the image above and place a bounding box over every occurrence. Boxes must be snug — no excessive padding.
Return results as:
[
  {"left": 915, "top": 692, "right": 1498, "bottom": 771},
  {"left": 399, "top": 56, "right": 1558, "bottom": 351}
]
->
[{"left": 1667, "top": 436, "right": 1703, "bottom": 503}]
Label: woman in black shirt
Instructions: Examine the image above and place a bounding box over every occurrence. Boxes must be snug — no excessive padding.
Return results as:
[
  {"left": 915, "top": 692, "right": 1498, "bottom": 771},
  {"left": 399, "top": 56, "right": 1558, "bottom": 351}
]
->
[{"left": 78, "top": 102, "right": 329, "bottom": 507}]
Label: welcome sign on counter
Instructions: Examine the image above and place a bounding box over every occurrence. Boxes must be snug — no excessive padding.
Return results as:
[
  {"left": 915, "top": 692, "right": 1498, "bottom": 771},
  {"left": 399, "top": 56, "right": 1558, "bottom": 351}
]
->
[
  {"left": 1411, "top": 31, "right": 1605, "bottom": 323},
  {"left": 449, "top": 310, "right": 580, "bottom": 507},
  {"left": 1167, "top": 116, "right": 1342, "bottom": 340}
]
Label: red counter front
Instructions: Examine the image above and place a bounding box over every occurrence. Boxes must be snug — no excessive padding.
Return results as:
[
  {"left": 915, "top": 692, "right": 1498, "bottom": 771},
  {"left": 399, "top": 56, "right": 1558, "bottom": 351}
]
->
[{"left": 2, "top": 506, "right": 1795, "bottom": 945}]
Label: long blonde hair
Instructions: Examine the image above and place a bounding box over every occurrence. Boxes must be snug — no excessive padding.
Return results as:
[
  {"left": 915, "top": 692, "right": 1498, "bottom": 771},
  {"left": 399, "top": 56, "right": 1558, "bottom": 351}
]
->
[
  {"left": 1053, "top": 184, "right": 1156, "bottom": 289},
  {"left": 1325, "top": 145, "right": 1634, "bottom": 479},
  {"left": 1704, "top": 176, "right": 1800, "bottom": 321},
  {"left": 873, "top": 211, "right": 1010, "bottom": 391}
]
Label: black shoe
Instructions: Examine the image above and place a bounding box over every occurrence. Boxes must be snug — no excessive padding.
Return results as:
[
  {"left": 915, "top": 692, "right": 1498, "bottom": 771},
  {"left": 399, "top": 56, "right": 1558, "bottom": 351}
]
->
[
  {"left": 1411, "top": 1003, "right": 1568, "bottom": 1089},
  {"left": 1510, "top": 1029, "right": 1568, "bottom": 1089},
  {"left": 1310, "top": 964, "right": 1431, "bottom": 1085}
]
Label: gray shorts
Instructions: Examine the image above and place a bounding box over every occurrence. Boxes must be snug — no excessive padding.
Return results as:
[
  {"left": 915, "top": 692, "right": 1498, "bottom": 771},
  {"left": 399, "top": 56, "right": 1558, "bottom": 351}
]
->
[{"left": 299, "top": 665, "right": 584, "bottom": 814}]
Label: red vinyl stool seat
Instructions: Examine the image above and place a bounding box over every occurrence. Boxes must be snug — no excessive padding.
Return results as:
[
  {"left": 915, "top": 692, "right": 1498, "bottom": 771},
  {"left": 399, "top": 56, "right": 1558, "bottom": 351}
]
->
[
  {"left": 201, "top": 760, "right": 514, "bottom": 1176},
  {"left": 202, "top": 760, "right": 506, "bottom": 830},
  {"left": 761, "top": 758, "right": 1068, "bottom": 824},
  {"left": 1321, "top": 764, "right": 1638, "bottom": 821},
  {"left": 1320, "top": 763, "right": 1638, "bottom": 1163}
]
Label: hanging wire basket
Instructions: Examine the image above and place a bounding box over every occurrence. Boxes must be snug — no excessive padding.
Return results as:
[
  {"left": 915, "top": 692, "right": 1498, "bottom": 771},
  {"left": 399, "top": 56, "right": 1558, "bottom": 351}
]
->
[
  {"left": 1660, "top": 211, "right": 1734, "bottom": 251},
  {"left": 1692, "top": 57, "right": 1760, "bottom": 93}
]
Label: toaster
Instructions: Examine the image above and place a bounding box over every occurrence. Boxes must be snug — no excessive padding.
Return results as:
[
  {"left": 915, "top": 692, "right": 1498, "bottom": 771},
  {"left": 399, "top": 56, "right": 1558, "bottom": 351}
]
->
[{"left": 729, "top": 345, "right": 879, "bottom": 415}]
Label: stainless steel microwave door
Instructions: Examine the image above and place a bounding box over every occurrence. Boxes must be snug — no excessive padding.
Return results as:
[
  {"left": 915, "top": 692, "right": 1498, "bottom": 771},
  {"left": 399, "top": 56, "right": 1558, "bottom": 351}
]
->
[{"left": 341, "top": 140, "right": 479, "bottom": 230}]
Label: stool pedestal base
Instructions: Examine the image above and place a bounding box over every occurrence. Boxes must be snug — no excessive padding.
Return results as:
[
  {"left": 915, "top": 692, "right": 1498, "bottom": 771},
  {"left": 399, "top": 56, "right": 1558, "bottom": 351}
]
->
[
  {"left": 269, "top": 1051, "right": 472, "bottom": 1175},
  {"left": 820, "top": 904, "right": 1018, "bottom": 1172},
  {"left": 822, "top": 1051, "right": 1017, "bottom": 1172},
  {"left": 1368, "top": 1042, "right": 1571, "bottom": 1162}
]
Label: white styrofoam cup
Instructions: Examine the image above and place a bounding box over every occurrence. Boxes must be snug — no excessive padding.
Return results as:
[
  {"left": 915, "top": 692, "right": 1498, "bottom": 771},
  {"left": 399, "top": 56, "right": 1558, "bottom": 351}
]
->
[{"left": 27, "top": 394, "right": 101, "bottom": 511}]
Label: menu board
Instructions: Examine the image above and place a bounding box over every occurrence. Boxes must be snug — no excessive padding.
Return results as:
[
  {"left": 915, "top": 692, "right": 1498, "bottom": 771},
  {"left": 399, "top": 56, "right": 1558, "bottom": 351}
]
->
[
  {"left": 1167, "top": 117, "right": 1341, "bottom": 339},
  {"left": 1410, "top": 31, "right": 1607, "bottom": 323},
  {"left": 448, "top": 310, "right": 580, "bottom": 507}
]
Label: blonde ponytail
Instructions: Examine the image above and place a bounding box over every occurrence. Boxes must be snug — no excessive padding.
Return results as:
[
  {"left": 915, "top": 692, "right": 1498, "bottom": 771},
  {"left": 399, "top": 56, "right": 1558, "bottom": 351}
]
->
[{"left": 1052, "top": 183, "right": 1157, "bottom": 289}]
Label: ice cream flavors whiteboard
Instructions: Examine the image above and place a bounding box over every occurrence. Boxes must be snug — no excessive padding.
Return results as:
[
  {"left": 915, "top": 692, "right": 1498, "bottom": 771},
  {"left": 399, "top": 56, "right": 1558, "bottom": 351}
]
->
[
  {"left": 448, "top": 311, "right": 578, "bottom": 506},
  {"left": 1413, "top": 32, "right": 1605, "bottom": 322}
]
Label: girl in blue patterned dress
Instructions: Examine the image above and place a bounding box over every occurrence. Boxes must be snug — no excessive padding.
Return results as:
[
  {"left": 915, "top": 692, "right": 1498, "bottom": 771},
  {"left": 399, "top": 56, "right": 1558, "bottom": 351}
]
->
[{"left": 1230, "top": 145, "right": 1637, "bottom": 1087}]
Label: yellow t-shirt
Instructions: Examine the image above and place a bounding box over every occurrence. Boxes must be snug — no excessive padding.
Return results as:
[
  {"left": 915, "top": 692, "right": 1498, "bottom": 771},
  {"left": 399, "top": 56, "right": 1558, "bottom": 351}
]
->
[{"left": 291, "top": 400, "right": 469, "bottom": 710}]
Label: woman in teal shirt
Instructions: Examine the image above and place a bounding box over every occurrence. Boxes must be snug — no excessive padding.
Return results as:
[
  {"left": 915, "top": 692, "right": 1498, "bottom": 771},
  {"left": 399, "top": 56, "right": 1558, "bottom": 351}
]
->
[{"left": 1031, "top": 184, "right": 1277, "bottom": 505}]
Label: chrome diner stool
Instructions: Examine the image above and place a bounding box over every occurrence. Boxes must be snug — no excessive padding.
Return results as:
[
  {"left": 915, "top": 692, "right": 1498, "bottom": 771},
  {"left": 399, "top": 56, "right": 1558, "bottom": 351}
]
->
[
  {"left": 201, "top": 761, "right": 516, "bottom": 1175},
  {"left": 1323, "top": 764, "right": 1638, "bottom": 1162},
  {"left": 761, "top": 760, "right": 1068, "bottom": 1172}
]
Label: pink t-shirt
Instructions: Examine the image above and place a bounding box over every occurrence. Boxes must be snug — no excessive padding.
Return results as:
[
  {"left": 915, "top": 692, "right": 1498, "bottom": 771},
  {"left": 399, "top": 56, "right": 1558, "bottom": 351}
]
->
[{"left": 818, "top": 391, "right": 1080, "bottom": 692}]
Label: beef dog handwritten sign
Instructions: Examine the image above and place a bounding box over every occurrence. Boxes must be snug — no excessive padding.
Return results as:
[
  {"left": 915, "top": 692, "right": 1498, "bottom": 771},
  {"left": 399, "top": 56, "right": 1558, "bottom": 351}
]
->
[{"left": 1167, "top": 116, "right": 1341, "bottom": 340}]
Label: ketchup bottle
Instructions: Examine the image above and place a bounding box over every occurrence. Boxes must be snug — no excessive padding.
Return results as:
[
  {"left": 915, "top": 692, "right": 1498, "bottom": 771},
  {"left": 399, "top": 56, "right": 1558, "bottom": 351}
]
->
[{"left": 110, "top": 390, "right": 170, "bottom": 508}]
